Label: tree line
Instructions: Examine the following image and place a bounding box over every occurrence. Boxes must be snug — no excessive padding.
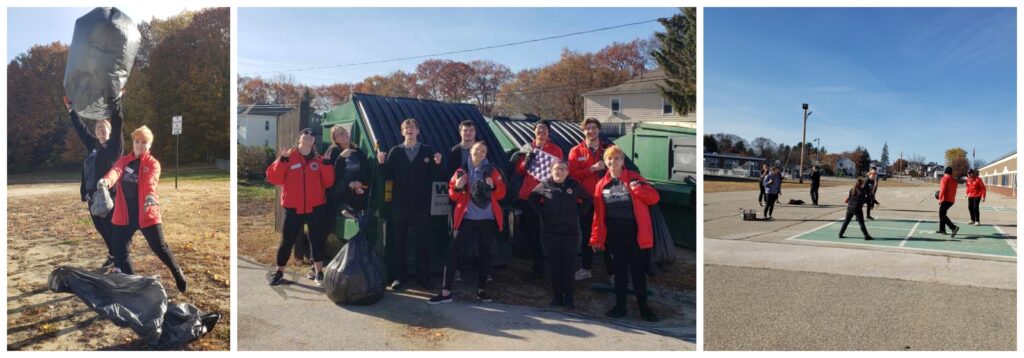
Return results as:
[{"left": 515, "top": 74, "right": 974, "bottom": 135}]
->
[{"left": 7, "top": 7, "right": 230, "bottom": 173}]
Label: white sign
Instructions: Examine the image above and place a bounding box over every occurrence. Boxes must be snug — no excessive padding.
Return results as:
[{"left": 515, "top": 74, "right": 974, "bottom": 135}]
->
[
  {"left": 430, "top": 181, "right": 451, "bottom": 216},
  {"left": 172, "top": 115, "right": 182, "bottom": 135}
]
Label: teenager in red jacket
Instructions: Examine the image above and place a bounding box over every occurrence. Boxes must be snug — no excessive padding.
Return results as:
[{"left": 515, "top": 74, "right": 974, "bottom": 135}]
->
[
  {"left": 567, "top": 117, "right": 612, "bottom": 282},
  {"left": 513, "top": 121, "right": 564, "bottom": 279},
  {"left": 98, "top": 126, "right": 186, "bottom": 293},
  {"left": 265, "top": 128, "right": 335, "bottom": 286},
  {"left": 430, "top": 142, "right": 505, "bottom": 304},
  {"left": 965, "top": 169, "right": 987, "bottom": 225},
  {"left": 590, "top": 146, "right": 660, "bottom": 322},
  {"left": 936, "top": 166, "right": 959, "bottom": 237}
]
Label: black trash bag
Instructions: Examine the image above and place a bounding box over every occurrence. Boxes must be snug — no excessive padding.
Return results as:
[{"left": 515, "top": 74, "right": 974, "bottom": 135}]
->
[
  {"left": 649, "top": 205, "right": 677, "bottom": 266},
  {"left": 89, "top": 185, "right": 114, "bottom": 217},
  {"left": 63, "top": 7, "right": 141, "bottom": 120},
  {"left": 48, "top": 266, "right": 218, "bottom": 349},
  {"left": 324, "top": 214, "right": 386, "bottom": 305}
]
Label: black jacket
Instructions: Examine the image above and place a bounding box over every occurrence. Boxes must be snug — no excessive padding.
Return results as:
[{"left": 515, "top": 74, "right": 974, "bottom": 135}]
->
[
  {"left": 846, "top": 185, "right": 869, "bottom": 209},
  {"left": 528, "top": 178, "right": 593, "bottom": 236},
  {"left": 379, "top": 143, "right": 441, "bottom": 210},
  {"left": 446, "top": 142, "right": 473, "bottom": 179},
  {"left": 324, "top": 145, "right": 371, "bottom": 209},
  {"left": 70, "top": 102, "right": 123, "bottom": 202},
  {"left": 811, "top": 171, "right": 821, "bottom": 186}
]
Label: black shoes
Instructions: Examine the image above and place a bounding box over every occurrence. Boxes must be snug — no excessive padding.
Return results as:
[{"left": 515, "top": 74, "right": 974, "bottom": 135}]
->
[
  {"left": 427, "top": 292, "right": 453, "bottom": 305},
  {"left": 173, "top": 269, "right": 188, "bottom": 293},
  {"left": 867, "top": 216, "right": 875, "bottom": 220},
  {"left": 100, "top": 256, "right": 116, "bottom": 269},
  {"left": 605, "top": 304, "right": 627, "bottom": 318},
  {"left": 477, "top": 290, "right": 492, "bottom": 303},
  {"left": 638, "top": 303, "right": 660, "bottom": 322},
  {"left": 267, "top": 270, "right": 284, "bottom": 286},
  {"left": 951, "top": 226, "right": 959, "bottom": 238},
  {"left": 389, "top": 279, "right": 403, "bottom": 291},
  {"left": 864, "top": 236, "right": 874, "bottom": 241}
]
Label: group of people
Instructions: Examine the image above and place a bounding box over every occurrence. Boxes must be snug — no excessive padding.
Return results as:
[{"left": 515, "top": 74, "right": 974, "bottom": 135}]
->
[
  {"left": 265, "top": 117, "right": 662, "bottom": 321},
  {"left": 67, "top": 93, "right": 187, "bottom": 293}
]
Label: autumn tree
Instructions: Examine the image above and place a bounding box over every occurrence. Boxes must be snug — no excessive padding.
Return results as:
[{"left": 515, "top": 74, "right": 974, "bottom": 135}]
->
[
  {"left": 7, "top": 42, "right": 71, "bottom": 172},
  {"left": 945, "top": 147, "right": 969, "bottom": 178},
  {"left": 651, "top": 7, "right": 696, "bottom": 116},
  {"left": 467, "top": 60, "right": 512, "bottom": 116}
]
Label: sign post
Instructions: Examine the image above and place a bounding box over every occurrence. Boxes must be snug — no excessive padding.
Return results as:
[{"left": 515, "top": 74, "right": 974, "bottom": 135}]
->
[{"left": 172, "top": 116, "right": 182, "bottom": 189}]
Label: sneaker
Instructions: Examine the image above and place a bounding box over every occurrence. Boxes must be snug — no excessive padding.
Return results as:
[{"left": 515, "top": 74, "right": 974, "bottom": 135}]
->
[
  {"left": 951, "top": 226, "right": 959, "bottom": 238},
  {"left": 759, "top": 202, "right": 764, "bottom": 207},
  {"left": 314, "top": 271, "right": 324, "bottom": 287},
  {"left": 100, "top": 256, "right": 116, "bottom": 269},
  {"left": 389, "top": 279, "right": 403, "bottom": 291},
  {"left": 574, "top": 269, "right": 592, "bottom": 281},
  {"left": 973, "top": 222, "right": 981, "bottom": 226},
  {"left": 477, "top": 290, "right": 493, "bottom": 303},
  {"left": 267, "top": 270, "right": 284, "bottom": 286},
  {"left": 454, "top": 270, "right": 462, "bottom": 282},
  {"left": 934, "top": 231, "right": 947, "bottom": 235},
  {"left": 306, "top": 268, "right": 316, "bottom": 280},
  {"left": 864, "top": 236, "right": 874, "bottom": 241},
  {"left": 968, "top": 221, "right": 976, "bottom": 225},
  {"left": 427, "top": 293, "right": 453, "bottom": 305},
  {"left": 605, "top": 304, "right": 627, "bottom": 318},
  {"left": 838, "top": 234, "right": 845, "bottom": 239},
  {"left": 867, "top": 216, "right": 875, "bottom": 220}
]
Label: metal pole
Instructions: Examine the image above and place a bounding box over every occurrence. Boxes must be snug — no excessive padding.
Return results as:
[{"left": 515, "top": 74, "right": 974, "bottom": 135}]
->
[
  {"left": 799, "top": 104, "right": 809, "bottom": 183},
  {"left": 175, "top": 134, "right": 179, "bottom": 189}
]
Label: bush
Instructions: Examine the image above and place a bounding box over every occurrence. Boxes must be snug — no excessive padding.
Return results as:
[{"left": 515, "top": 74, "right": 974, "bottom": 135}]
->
[{"left": 238, "top": 145, "right": 275, "bottom": 180}]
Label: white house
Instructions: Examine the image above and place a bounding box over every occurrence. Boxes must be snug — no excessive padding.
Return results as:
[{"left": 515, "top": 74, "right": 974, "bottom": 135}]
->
[
  {"left": 581, "top": 68, "right": 696, "bottom": 129},
  {"left": 835, "top": 157, "right": 857, "bottom": 176},
  {"left": 238, "top": 104, "right": 292, "bottom": 148}
]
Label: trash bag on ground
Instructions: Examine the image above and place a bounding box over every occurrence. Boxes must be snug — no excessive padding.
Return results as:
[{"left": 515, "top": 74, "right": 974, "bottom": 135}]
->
[
  {"left": 89, "top": 185, "right": 114, "bottom": 217},
  {"left": 63, "top": 7, "right": 141, "bottom": 120},
  {"left": 649, "top": 205, "right": 677, "bottom": 266},
  {"left": 324, "top": 214, "right": 386, "bottom": 305},
  {"left": 48, "top": 266, "right": 219, "bottom": 349}
]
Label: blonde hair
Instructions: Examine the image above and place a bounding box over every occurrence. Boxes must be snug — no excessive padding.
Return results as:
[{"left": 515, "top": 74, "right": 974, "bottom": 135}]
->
[
  {"left": 603, "top": 145, "right": 625, "bottom": 160},
  {"left": 400, "top": 118, "right": 419, "bottom": 130},
  {"left": 95, "top": 119, "right": 111, "bottom": 131},
  {"left": 329, "top": 125, "right": 354, "bottom": 149},
  {"left": 132, "top": 125, "right": 153, "bottom": 144}
]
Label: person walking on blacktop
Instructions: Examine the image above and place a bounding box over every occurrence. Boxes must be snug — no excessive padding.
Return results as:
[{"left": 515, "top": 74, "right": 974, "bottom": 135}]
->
[
  {"left": 936, "top": 166, "right": 960, "bottom": 238},
  {"left": 965, "top": 168, "right": 986, "bottom": 226},
  {"left": 758, "top": 163, "right": 769, "bottom": 207},
  {"left": 762, "top": 166, "right": 782, "bottom": 220},
  {"left": 530, "top": 160, "right": 592, "bottom": 309},
  {"left": 865, "top": 167, "right": 880, "bottom": 220},
  {"left": 590, "top": 146, "right": 660, "bottom": 322},
  {"left": 265, "top": 128, "right": 335, "bottom": 286},
  {"left": 377, "top": 118, "right": 444, "bottom": 290},
  {"left": 64, "top": 92, "right": 123, "bottom": 270},
  {"left": 839, "top": 178, "right": 874, "bottom": 240},
  {"left": 567, "top": 117, "right": 613, "bottom": 282},
  {"left": 430, "top": 142, "right": 505, "bottom": 304},
  {"left": 810, "top": 165, "right": 821, "bottom": 206}
]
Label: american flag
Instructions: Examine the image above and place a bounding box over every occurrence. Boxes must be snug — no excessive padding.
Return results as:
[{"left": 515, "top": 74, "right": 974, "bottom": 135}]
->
[{"left": 526, "top": 148, "right": 560, "bottom": 182}]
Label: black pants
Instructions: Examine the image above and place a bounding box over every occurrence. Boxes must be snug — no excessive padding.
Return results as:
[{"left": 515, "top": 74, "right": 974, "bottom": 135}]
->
[
  {"left": 938, "top": 201, "right": 956, "bottom": 232},
  {"left": 277, "top": 205, "right": 328, "bottom": 267},
  {"left": 764, "top": 194, "right": 778, "bottom": 218},
  {"left": 968, "top": 197, "right": 982, "bottom": 223},
  {"left": 758, "top": 182, "right": 766, "bottom": 203},
  {"left": 87, "top": 194, "right": 116, "bottom": 258},
  {"left": 443, "top": 219, "right": 495, "bottom": 290},
  {"left": 810, "top": 185, "right": 819, "bottom": 205},
  {"left": 839, "top": 206, "right": 870, "bottom": 237},
  {"left": 520, "top": 205, "right": 545, "bottom": 274},
  {"left": 324, "top": 190, "right": 359, "bottom": 236},
  {"left": 388, "top": 207, "right": 432, "bottom": 281},
  {"left": 579, "top": 206, "right": 613, "bottom": 274},
  {"left": 866, "top": 195, "right": 876, "bottom": 217},
  {"left": 606, "top": 218, "right": 649, "bottom": 306},
  {"left": 544, "top": 231, "right": 579, "bottom": 302},
  {"left": 112, "top": 223, "right": 181, "bottom": 276}
]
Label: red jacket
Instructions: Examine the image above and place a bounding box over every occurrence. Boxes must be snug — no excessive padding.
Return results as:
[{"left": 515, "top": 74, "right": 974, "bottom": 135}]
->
[
  {"left": 103, "top": 152, "right": 161, "bottom": 228},
  {"left": 590, "top": 169, "right": 660, "bottom": 250},
  {"left": 966, "top": 176, "right": 986, "bottom": 199},
  {"left": 568, "top": 141, "right": 611, "bottom": 194},
  {"left": 266, "top": 149, "right": 334, "bottom": 214},
  {"left": 938, "top": 174, "right": 958, "bottom": 203},
  {"left": 515, "top": 141, "right": 564, "bottom": 200},
  {"left": 449, "top": 166, "right": 506, "bottom": 231}
]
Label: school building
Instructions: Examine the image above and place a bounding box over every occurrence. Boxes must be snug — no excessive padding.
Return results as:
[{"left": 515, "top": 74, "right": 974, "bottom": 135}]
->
[{"left": 978, "top": 150, "right": 1016, "bottom": 198}]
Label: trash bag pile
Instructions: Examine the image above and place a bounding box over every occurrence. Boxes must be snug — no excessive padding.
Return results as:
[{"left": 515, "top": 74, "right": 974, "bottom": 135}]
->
[
  {"left": 48, "top": 266, "right": 219, "bottom": 349},
  {"left": 323, "top": 214, "right": 386, "bottom": 305},
  {"left": 63, "top": 7, "right": 141, "bottom": 120}
]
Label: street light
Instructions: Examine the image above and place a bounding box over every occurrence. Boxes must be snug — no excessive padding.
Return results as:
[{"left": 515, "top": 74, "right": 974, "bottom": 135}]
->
[{"left": 799, "top": 103, "right": 813, "bottom": 183}]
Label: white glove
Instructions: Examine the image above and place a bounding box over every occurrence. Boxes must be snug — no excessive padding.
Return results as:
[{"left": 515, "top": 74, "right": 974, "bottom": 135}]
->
[
  {"left": 97, "top": 179, "right": 109, "bottom": 189},
  {"left": 520, "top": 143, "right": 534, "bottom": 154}
]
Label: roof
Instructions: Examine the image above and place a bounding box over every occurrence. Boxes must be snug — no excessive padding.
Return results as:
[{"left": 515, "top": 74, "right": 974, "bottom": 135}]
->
[
  {"left": 583, "top": 68, "right": 669, "bottom": 96},
  {"left": 980, "top": 150, "right": 1017, "bottom": 169},
  {"left": 238, "top": 104, "right": 293, "bottom": 117},
  {"left": 704, "top": 153, "right": 765, "bottom": 161},
  {"left": 489, "top": 116, "right": 613, "bottom": 155}
]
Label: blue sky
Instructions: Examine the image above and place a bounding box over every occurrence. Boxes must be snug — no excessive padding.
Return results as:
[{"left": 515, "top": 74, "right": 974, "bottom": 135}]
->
[
  {"left": 705, "top": 8, "right": 1016, "bottom": 165},
  {"left": 7, "top": 6, "right": 204, "bottom": 62},
  {"left": 238, "top": 7, "right": 675, "bottom": 85}
]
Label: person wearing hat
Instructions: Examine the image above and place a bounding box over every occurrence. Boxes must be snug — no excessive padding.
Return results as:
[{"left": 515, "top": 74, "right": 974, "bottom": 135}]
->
[
  {"left": 936, "top": 166, "right": 960, "bottom": 237},
  {"left": 529, "top": 160, "right": 592, "bottom": 308},
  {"left": 965, "top": 169, "right": 987, "bottom": 225},
  {"left": 839, "top": 178, "right": 874, "bottom": 240},
  {"left": 430, "top": 141, "right": 505, "bottom": 304},
  {"left": 762, "top": 166, "right": 783, "bottom": 220}
]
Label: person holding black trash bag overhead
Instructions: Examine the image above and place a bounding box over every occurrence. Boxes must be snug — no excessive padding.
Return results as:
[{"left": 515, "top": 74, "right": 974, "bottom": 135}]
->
[
  {"left": 265, "top": 128, "right": 335, "bottom": 286},
  {"left": 839, "top": 178, "right": 874, "bottom": 240},
  {"left": 865, "top": 167, "right": 880, "bottom": 220},
  {"left": 936, "top": 166, "right": 960, "bottom": 238},
  {"left": 64, "top": 91, "right": 123, "bottom": 270},
  {"left": 530, "top": 160, "right": 592, "bottom": 309},
  {"left": 98, "top": 125, "right": 187, "bottom": 293},
  {"left": 377, "top": 118, "right": 444, "bottom": 291}
]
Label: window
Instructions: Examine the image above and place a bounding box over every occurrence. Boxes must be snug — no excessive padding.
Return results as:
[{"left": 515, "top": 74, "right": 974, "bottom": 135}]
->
[
  {"left": 265, "top": 120, "right": 270, "bottom": 131},
  {"left": 611, "top": 98, "right": 620, "bottom": 115},
  {"left": 1002, "top": 175, "right": 1008, "bottom": 187},
  {"left": 265, "top": 139, "right": 269, "bottom": 147},
  {"left": 662, "top": 98, "right": 673, "bottom": 114}
]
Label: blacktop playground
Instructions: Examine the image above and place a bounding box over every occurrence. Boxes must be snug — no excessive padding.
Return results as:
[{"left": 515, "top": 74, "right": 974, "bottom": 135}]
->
[{"left": 703, "top": 177, "right": 1016, "bottom": 350}]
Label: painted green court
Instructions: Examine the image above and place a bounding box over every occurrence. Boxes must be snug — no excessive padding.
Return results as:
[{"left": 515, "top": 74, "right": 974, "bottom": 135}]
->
[
  {"left": 980, "top": 206, "right": 1016, "bottom": 212},
  {"left": 786, "top": 217, "right": 1017, "bottom": 258}
]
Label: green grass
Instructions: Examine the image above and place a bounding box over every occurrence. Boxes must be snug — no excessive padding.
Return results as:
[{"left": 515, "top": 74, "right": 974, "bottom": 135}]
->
[
  {"left": 7, "top": 165, "right": 227, "bottom": 184},
  {"left": 238, "top": 181, "right": 275, "bottom": 199},
  {"left": 175, "top": 167, "right": 229, "bottom": 181}
]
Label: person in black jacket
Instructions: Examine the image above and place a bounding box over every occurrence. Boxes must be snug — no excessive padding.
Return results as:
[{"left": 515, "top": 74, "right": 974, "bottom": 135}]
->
[
  {"left": 376, "top": 118, "right": 443, "bottom": 290},
  {"left": 839, "top": 178, "right": 874, "bottom": 240},
  {"left": 810, "top": 165, "right": 821, "bottom": 205},
  {"left": 446, "top": 120, "right": 478, "bottom": 176},
  {"left": 529, "top": 161, "right": 592, "bottom": 308},
  {"left": 324, "top": 125, "right": 370, "bottom": 218},
  {"left": 64, "top": 94, "right": 123, "bottom": 269}
]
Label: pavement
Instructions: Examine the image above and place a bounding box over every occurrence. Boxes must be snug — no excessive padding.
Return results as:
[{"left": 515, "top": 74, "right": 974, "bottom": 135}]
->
[
  {"left": 703, "top": 179, "right": 1016, "bottom": 350},
  {"left": 237, "top": 256, "right": 695, "bottom": 350}
]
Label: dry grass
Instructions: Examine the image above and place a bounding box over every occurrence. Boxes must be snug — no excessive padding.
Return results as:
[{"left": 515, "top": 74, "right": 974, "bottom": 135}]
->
[{"left": 7, "top": 168, "right": 230, "bottom": 351}]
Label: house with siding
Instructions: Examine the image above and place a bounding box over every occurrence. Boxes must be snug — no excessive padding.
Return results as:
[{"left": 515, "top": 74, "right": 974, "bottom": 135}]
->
[{"left": 581, "top": 68, "right": 696, "bottom": 130}]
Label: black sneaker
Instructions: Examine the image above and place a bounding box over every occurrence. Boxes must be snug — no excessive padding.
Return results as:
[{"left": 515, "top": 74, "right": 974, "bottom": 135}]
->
[
  {"left": 100, "top": 257, "right": 116, "bottom": 269},
  {"left": 838, "top": 234, "right": 846, "bottom": 239},
  {"left": 639, "top": 305, "right": 660, "bottom": 322},
  {"left": 605, "top": 304, "right": 626, "bottom": 318},
  {"left": 173, "top": 269, "right": 188, "bottom": 293},
  {"left": 427, "top": 293, "right": 453, "bottom": 305},
  {"left": 951, "top": 226, "right": 959, "bottom": 238},
  {"left": 389, "top": 279, "right": 403, "bottom": 291},
  {"left": 315, "top": 271, "right": 324, "bottom": 287},
  {"left": 867, "top": 216, "right": 875, "bottom": 220},
  {"left": 267, "top": 270, "right": 284, "bottom": 286},
  {"left": 864, "top": 236, "right": 874, "bottom": 241},
  {"left": 477, "top": 290, "right": 492, "bottom": 303}
]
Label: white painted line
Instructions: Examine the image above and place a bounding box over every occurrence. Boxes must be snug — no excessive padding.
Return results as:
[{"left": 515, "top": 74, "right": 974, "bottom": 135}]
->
[
  {"left": 899, "top": 220, "right": 922, "bottom": 248},
  {"left": 788, "top": 236, "right": 1017, "bottom": 259},
  {"left": 782, "top": 219, "right": 841, "bottom": 241},
  {"left": 993, "top": 225, "right": 1017, "bottom": 254}
]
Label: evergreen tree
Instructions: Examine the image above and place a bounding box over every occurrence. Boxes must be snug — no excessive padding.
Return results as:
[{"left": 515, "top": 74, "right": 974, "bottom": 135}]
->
[
  {"left": 651, "top": 7, "right": 696, "bottom": 116},
  {"left": 880, "top": 142, "right": 890, "bottom": 168}
]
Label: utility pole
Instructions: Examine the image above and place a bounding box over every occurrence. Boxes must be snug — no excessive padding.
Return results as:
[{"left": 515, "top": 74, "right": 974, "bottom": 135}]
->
[
  {"left": 799, "top": 103, "right": 811, "bottom": 183},
  {"left": 899, "top": 150, "right": 903, "bottom": 183}
]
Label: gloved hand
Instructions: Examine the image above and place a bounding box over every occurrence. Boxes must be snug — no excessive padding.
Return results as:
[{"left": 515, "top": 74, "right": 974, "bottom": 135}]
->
[{"left": 97, "top": 178, "right": 109, "bottom": 189}]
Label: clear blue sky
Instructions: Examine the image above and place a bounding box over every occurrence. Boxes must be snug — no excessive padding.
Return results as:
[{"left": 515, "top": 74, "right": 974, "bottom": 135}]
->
[
  {"left": 238, "top": 7, "right": 676, "bottom": 85},
  {"left": 705, "top": 8, "right": 1016, "bottom": 166},
  {"left": 7, "top": 6, "right": 203, "bottom": 62}
]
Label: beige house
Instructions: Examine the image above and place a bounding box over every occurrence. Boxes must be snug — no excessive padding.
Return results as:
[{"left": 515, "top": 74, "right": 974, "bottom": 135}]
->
[
  {"left": 978, "top": 150, "right": 1016, "bottom": 198},
  {"left": 582, "top": 68, "right": 696, "bottom": 128}
]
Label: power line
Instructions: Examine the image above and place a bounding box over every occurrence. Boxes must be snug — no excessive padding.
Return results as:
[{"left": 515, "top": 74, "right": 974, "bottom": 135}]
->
[{"left": 247, "top": 18, "right": 661, "bottom": 76}]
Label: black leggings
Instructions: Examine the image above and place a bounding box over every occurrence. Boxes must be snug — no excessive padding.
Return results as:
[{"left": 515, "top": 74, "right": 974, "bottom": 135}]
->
[
  {"left": 866, "top": 195, "right": 876, "bottom": 217},
  {"left": 968, "top": 197, "right": 982, "bottom": 223},
  {"left": 388, "top": 208, "right": 432, "bottom": 280},
  {"left": 277, "top": 206, "right": 328, "bottom": 267},
  {"left": 87, "top": 194, "right": 116, "bottom": 258},
  {"left": 839, "top": 206, "right": 870, "bottom": 237},
  {"left": 545, "top": 232, "right": 579, "bottom": 302},
  {"left": 810, "top": 185, "right": 819, "bottom": 205},
  {"left": 764, "top": 194, "right": 778, "bottom": 218},
  {"left": 758, "top": 182, "right": 766, "bottom": 203},
  {"left": 939, "top": 201, "right": 956, "bottom": 232},
  {"left": 579, "top": 206, "right": 613, "bottom": 274},
  {"left": 606, "top": 218, "right": 650, "bottom": 306},
  {"left": 442, "top": 219, "right": 495, "bottom": 290},
  {"left": 112, "top": 223, "right": 181, "bottom": 276}
]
